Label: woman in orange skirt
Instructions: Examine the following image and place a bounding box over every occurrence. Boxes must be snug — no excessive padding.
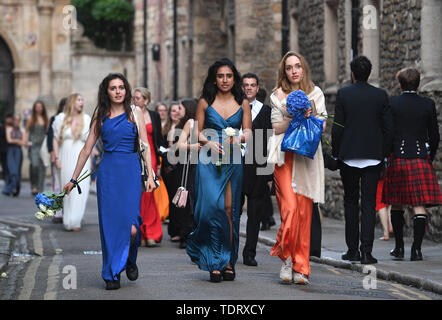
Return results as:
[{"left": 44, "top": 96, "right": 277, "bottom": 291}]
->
[{"left": 268, "top": 51, "right": 326, "bottom": 285}]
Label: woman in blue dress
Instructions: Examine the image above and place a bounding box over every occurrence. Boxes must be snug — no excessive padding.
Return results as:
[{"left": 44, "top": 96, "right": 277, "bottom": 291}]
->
[
  {"left": 64, "top": 73, "right": 156, "bottom": 290},
  {"left": 186, "top": 58, "right": 252, "bottom": 282}
]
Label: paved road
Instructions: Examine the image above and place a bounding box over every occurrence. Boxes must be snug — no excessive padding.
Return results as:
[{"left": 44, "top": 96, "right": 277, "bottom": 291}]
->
[{"left": 0, "top": 182, "right": 441, "bottom": 302}]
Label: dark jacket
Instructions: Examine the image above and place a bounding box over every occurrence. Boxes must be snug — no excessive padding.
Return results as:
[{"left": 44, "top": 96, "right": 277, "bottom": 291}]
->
[
  {"left": 389, "top": 92, "right": 439, "bottom": 161},
  {"left": 243, "top": 103, "right": 273, "bottom": 195},
  {"left": 148, "top": 109, "right": 162, "bottom": 166},
  {"left": 331, "top": 81, "right": 393, "bottom": 161}
]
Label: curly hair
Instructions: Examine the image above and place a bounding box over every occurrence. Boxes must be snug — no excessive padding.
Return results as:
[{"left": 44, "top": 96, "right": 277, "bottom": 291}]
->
[
  {"left": 201, "top": 58, "right": 244, "bottom": 106},
  {"left": 91, "top": 73, "right": 133, "bottom": 137}
]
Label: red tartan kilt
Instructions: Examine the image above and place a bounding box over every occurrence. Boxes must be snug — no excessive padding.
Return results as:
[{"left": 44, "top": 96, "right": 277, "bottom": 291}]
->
[{"left": 382, "top": 156, "right": 442, "bottom": 207}]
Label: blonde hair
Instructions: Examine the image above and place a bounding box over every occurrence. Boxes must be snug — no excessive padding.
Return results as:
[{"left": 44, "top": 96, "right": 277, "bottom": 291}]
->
[
  {"left": 59, "top": 93, "right": 84, "bottom": 143},
  {"left": 133, "top": 87, "right": 151, "bottom": 106},
  {"left": 274, "top": 51, "right": 315, "bottom": 95}
]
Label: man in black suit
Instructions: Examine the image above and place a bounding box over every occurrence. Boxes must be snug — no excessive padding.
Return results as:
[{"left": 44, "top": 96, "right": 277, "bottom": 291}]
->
[
  {"left": 331, "top": 56, "right": 393, "bottom": 264},
  {"left": 241, "top": 73, "right": 273, "bottom": 267}
]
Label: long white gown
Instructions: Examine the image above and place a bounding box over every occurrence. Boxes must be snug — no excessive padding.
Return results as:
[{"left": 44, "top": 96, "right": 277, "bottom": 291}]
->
[{"left": 53, "top": 113, "right": 91, "bottom": 230}]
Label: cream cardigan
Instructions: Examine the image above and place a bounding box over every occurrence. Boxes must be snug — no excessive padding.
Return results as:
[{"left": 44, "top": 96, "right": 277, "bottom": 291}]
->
[{"left": 267, "top": 86, "right": 326, "bottom": 203}]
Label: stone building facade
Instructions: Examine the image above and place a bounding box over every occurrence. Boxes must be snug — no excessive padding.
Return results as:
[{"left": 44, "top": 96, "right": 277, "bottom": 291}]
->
[
  {"left": 0, "top": 0, "right": 136, "bottom": 178},
  {"left": 0, "top": 0, "right": 137, "bottom": 117},
  {"left": 134, "top": 0, "right": 442, "bottom": 241}
]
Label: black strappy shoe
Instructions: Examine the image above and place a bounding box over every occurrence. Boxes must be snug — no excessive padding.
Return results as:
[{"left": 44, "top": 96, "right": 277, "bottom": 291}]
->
[
  {"left": 222, "top": 266, "right": 235, "bottom": 281},
  {"left": 209, "top": 271, "right": 222, "bottom": 283}
]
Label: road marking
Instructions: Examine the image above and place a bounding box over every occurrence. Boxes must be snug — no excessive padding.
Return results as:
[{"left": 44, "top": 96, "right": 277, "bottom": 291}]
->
[
  {"left": 326, "top": 267, "right": 342, "bottom": 275},
  {"left": 44, "top": 232, "right": 63, "bottom": 300},
  {"left": 17, "top": 256, "right": 42, "bottom": 300},
  {"left": 389, "top": 288, "right": 417, "bottom": 300},
  {"left": 389, "top": 282, "right": 432, "bottom": 300}
]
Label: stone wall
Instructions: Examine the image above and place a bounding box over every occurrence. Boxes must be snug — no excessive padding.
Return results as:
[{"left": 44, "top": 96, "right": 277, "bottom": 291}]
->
[{"left": 234, "top": 0, "right": 282, "bottom": 97}]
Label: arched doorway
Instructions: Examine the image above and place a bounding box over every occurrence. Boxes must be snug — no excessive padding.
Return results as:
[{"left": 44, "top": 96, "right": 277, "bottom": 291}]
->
[{"left": 0, "top": 36, "right": 15, "bottom": 119}]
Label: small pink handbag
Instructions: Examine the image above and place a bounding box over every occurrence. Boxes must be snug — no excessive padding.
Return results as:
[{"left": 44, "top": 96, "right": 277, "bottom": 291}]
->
[{"left": 171, "top": 120, "right": 193, "bottom": 208}]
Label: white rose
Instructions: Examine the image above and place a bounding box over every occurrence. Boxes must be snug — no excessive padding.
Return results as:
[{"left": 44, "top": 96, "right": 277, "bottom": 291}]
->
[
  {"left": 35, "top": 212, "right": 46, "bottom": 221},
  {"left": 225, "top": 127, "right": 236, "bottom": 137},
  {"left": 45, "top": 209, "right": 55, "bottom": 218},
  {"left": 39, "top": 204, "right": 47, "bottom": 213}
]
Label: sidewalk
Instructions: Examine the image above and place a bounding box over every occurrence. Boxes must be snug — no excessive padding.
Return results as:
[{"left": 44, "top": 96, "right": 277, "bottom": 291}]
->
[{"left": 239, "top": 198, "right": 442, "bottom": 295}]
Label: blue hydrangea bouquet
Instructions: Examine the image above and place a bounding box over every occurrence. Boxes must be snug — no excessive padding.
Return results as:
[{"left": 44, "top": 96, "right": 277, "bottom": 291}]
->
[
  {"left": 34, "top": 170, "right": 91, "bottom": 221},
  {"left": 281, "top": 90, "right": 324, "bottom": 159}
]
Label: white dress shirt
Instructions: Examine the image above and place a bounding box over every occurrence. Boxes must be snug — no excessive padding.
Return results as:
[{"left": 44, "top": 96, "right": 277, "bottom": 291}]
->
[{"left": 250, "top": 99, "right": 263, "bottom": 122}]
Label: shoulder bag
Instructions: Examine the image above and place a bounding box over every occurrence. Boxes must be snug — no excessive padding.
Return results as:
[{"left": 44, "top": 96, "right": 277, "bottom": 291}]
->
[
  {"left": 171, "top": 120, "right": 194, "bottom": 208},
  {"left": 131, "top": 105, "right": 160, "bottom": 192}
]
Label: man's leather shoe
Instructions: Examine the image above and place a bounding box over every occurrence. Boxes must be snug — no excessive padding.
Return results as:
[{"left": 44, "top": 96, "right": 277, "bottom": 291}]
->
[
  {"left": 390, "top": 247, "right": 404, "bottom": 259},
  {"left": 341, "top": 250, "right": 360, "bottom": 262},
  {"left": 126, "top": 263, "right": 138, "bottom": 281},
  {"left": 243, "top": 256, "right": 258, "bottom": 266},
  {"left": 410, "top": 248, "right": 423, "bottom": 261},
  {"left": 361, "top": 252, "right": 378, "bottom": 264}
]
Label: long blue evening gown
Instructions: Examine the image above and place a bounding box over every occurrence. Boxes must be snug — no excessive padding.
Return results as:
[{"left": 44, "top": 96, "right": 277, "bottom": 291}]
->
[
  {"left": 186, "top": 105, "right": 244, "bottom": 272},
  {"left": 96, "top": 113, "right": 142, "bottom": 281}
]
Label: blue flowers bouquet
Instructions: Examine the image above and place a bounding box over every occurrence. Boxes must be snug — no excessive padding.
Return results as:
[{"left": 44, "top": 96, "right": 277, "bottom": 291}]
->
[
  {"left": 281, "top": 90, "right": 324, "bottom": 159},
  {"left": 34, "top": 171, "right": 91, "bottom": 221}
]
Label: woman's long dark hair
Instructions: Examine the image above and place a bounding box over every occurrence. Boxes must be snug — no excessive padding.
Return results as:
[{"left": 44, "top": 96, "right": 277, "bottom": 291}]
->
[
  {"left": 92, "top": 73, "right": 133, "bottom": 137},
  {"left": 201, "top": 58, "right": 244, "bottom": 106},
  {"left": 176, "top": 98, "right": 198, "bottom": 129},
  {"left": 28, "top": 100, "right": 49, "bottom": 130}
]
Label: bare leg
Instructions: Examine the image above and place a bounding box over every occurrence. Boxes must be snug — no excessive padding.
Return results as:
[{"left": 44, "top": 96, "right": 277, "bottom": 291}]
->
[{"left": 377, "top": 207, "right": 390, "bottom": 240}]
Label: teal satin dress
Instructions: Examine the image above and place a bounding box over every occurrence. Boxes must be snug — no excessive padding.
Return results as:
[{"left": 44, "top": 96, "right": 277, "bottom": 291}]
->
[{"left": 186, "top": 105, "right": 243, "bottom": 272}]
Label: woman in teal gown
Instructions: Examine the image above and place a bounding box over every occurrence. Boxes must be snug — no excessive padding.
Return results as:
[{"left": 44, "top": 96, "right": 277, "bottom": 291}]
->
[
  {"left": 186, "top": 58, "right": 252, "bottom": 282},
  {"left": 64, "top": 73, "right": 156, "bottom": 290}
]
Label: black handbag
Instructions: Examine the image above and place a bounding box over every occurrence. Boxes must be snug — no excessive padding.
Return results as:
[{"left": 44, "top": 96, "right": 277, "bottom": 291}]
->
[{"left": 131, "top": 105, "right": 160, "bottom": 191}]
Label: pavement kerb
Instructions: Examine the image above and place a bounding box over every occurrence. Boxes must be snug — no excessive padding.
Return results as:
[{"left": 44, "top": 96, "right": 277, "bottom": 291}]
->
[{"left": 239, "top": 231, "right": 442, "bottom": 296}]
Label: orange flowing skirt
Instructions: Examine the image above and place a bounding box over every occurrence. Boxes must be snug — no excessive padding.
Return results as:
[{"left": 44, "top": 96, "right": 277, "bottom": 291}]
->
[
  {"left": 270, "top": 152, "right": 313, "bottom": 277},
  {"left": 153, "top": 157, "right": 170, "bottom": 221}
]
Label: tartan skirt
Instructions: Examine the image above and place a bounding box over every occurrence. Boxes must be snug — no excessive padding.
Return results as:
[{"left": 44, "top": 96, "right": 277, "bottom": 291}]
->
[{"left": 382, "top": 156, "right": 442, "bottom": 207}]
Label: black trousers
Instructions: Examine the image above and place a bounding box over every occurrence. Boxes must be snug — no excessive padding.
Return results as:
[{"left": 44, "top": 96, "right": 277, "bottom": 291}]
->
[
  {"left": 340, "top": 162, "right": 381, "bottom": 254},
  {"left": 242, "top": 176, "right": 272, "bottom": 259},
  {"left": 310, "top": 203, "right": 322, "bottom": 258}
]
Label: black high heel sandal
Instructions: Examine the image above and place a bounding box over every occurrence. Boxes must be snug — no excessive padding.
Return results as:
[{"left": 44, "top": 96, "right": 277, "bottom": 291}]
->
[
  {"left": 222, "top": 267, "right": 235, "bottom": 281},
  {"left": 210, "top": 271, "right": 222, "bottom": 283}
]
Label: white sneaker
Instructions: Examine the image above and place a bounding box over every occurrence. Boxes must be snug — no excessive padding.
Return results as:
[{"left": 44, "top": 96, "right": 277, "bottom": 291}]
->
[
  {"left": 279, "top": 258, "right": 293, "bottom": 283},
  {"left": 293, "top": 272, "right": 309, "bottom": 285}
]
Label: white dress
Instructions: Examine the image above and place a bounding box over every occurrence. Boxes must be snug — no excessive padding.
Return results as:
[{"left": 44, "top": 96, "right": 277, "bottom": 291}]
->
[{"left": 53, "top": 113, "right": 91, "bottom": 230}]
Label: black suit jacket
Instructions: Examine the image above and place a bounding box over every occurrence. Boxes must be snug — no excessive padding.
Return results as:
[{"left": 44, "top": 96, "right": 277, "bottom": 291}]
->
[
  {"left": 331, "top": 82, "right": 393, "bottom": 161},
  {"left": 389, "top": 93, "right": 439, "bottom": 161},
  {"left": 243, "top": 103, "right": 273, "bottom": 195},
  {"left": 148, "top": 110, "right": 162, "bottom": 166}
]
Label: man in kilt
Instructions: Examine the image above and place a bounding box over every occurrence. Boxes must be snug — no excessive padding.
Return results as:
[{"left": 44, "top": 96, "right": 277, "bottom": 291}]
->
[{"left": 382, "top": 67, "right": 442, "bottom": 261}]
